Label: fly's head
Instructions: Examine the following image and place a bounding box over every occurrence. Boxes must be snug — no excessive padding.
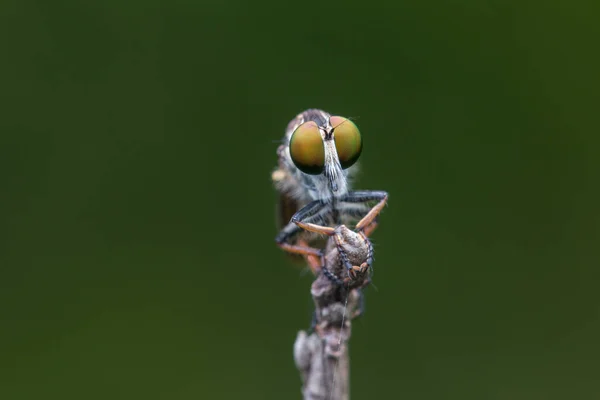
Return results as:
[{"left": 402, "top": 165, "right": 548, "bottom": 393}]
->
[{"left": 277, "top": 109, "right": 363, "bottom": 203}]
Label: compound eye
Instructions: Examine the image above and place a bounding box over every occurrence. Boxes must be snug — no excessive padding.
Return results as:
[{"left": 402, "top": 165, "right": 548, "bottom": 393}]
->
[
  {"left": 289, "top": 121, "right": 325, "bottom": 175},
  {"left": 330, "top": 116, "right": 362, "bottom": 169}
]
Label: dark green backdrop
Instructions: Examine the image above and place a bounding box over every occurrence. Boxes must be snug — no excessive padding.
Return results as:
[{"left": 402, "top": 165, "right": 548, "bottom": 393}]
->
[{"left": 1, "top": 0, "right": 598, "bottom": 399}]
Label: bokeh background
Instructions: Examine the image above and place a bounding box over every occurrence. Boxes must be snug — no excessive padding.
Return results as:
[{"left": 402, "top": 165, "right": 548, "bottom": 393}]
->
[{"left": 1, "top": 0, "right": 599, "bottom": 399}]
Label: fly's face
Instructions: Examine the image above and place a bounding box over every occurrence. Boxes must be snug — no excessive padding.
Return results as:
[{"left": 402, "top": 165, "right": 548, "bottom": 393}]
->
[{"left": 274, "top": 109, "right": 363, "bottom": 206}]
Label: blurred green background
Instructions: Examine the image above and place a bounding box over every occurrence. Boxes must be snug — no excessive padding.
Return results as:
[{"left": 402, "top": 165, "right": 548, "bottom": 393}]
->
[{"left": 1, "top": 0, "right": 599, "bottom": 399}]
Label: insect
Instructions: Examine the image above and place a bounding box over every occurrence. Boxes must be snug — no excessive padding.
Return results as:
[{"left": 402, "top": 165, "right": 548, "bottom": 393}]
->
[{"left": 272, "top": 109, "right": 388, "bottom": 260}]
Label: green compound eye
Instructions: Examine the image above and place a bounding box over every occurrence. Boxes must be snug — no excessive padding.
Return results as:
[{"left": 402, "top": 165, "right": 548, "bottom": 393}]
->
[
  {"left": 289, "top": 121, "right": 325, "bottom": 175},
  {"left": 330, "top": 116, "right": 362, "bottom": 169}
]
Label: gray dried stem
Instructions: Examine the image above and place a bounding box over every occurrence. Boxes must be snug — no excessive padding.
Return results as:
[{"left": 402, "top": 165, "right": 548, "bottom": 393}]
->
[{"left": 293, "top": 226, "right": 372, "bottom": 400}]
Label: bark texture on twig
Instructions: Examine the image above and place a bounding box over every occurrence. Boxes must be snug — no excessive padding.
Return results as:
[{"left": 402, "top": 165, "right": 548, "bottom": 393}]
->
[{"left": 293, "top": 226, "right": 371, "bottom": 400}]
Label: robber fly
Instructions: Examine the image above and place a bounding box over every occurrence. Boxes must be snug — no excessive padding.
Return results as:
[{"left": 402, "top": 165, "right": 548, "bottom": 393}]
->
[{"left": 272, "top": 109, "right": 388, "bottom": 275}]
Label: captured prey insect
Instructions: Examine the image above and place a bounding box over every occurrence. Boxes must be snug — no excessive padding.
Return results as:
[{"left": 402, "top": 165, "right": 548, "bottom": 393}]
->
[{"left": 272, "top": 109, "right": 388, "bottom": 259}]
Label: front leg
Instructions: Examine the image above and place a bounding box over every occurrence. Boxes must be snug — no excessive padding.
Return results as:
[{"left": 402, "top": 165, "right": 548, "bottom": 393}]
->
[
  {"left": 339, "top": 190, "right": 388, "bottom": 232},
  {"left": 275, "top": 199, "right": 328, "bottom": 256}
]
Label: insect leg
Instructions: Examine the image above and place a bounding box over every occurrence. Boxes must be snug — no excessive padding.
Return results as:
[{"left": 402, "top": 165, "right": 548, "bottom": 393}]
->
[
  {"left": 293, "top": 220, "right": 336, "bottom": 236},
  {"left": 341, "top": 190, "right": 388, "bottom": 204},
  {"left": 359, "top": 231, "right": 374, "bottom": 270},
  {"left": 352, "top": 288, "right": 367, "bottom": 319},
  {"left": 275, "top": 199, "right": 326, "bottom": 256},
  {"left": 362, "top": 218, "right": 379, "bottom": 237},
  {"left": 345, "top": 191, "right": 388, "bottom": 231},
  {"left": 294, "top": 238, "right": 324, "bottom": 275},
  {"left": 322, "top": 267, "right": 345, "bottom": 286},
  {"left": 276, "top": 241, "right": 322, "bottom": 258}
]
